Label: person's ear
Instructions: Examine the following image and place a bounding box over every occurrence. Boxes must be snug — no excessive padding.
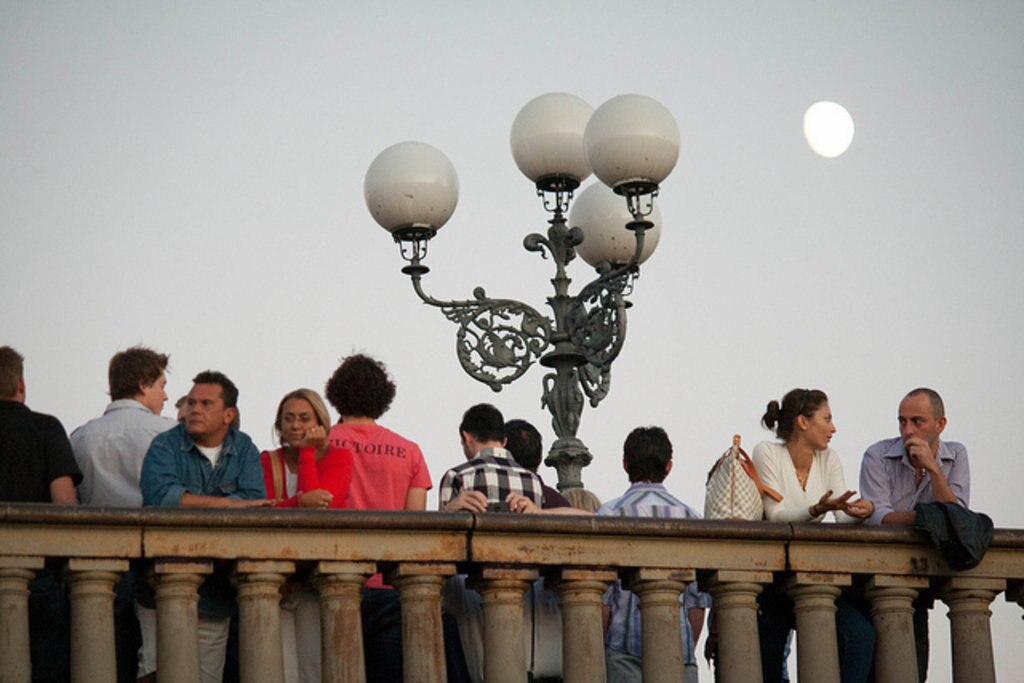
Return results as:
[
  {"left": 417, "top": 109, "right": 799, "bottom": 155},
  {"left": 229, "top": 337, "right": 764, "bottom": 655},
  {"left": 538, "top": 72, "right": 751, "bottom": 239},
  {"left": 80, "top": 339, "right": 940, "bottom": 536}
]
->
[
  {"left": 665, "top": 460, "right": 673, "bottom": 477},
  {"left": 224, "top": 406, "right": 238, "bottom": 426},
  {"left": 795, "top": 414, "right": 809, "bottom": 432},
  {"left": 936, "top": 416, "right": 947, "bottom": 435}
]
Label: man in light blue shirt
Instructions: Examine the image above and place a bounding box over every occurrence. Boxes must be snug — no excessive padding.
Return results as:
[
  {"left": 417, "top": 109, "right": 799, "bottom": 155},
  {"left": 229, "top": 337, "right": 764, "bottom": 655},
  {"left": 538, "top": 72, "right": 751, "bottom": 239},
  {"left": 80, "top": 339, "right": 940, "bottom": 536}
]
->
[
  {"left": 859, "top": 387, "right": 970, "bottom": 683},
  {"left": 72, "top": 346, "right": 176, "bottom": 508},
  {"left": 597, "top": 426, "right": 709, "bottom": 683},
  {"left": 70, "top": 346, "right": 176, "bottom": 683},
  {"left": 860, "top": 388, "right": 969, "bottom": 526}
]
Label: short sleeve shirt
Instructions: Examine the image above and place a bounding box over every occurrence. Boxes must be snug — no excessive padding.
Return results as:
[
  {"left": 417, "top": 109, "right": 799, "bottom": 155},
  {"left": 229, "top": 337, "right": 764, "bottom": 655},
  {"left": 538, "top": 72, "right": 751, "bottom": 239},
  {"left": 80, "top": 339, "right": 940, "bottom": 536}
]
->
[
  {"left": 327, "top": 422, "right": 432, "bottom": 510},
  {"left": 0, "top": 400, "right": 82, "bottom": 502}
]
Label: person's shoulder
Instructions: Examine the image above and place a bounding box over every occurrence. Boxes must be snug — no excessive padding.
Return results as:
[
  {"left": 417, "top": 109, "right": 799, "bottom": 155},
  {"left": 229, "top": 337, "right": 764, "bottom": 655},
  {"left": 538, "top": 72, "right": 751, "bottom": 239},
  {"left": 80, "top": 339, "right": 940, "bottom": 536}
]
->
[
  {"left": 864, "top": 436, "right": 902, "bottom": 458},
  {"left": 26, "top": 407, "right": 66, "bottom": 429},
  {"left": 229, "top": 429, "right": 260, "bottom": 456},
  {"left": 939, "top": 440, "right": 968, "bottom": 459},
  {"left": 379, "top": 424, "right": 423, "bottom": 451},
  {"left": 752, "top": 440, "right": 783, "bottom": 459},
  {"left": 147, "top": 422, "right": 184, "bottom": 449},
  {"left": 69, "top": 412, "right": 105, "bottom": 441},
  {"left": 595, "top": 495, "right": 625, "bottom": 516}
]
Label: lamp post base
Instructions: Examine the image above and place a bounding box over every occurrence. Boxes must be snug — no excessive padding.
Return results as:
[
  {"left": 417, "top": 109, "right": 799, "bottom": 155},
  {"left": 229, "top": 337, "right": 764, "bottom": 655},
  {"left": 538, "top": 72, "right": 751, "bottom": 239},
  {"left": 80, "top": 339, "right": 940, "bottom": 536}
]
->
[{"left": 545, "top": 437, "right": 594, "bottom": 492}]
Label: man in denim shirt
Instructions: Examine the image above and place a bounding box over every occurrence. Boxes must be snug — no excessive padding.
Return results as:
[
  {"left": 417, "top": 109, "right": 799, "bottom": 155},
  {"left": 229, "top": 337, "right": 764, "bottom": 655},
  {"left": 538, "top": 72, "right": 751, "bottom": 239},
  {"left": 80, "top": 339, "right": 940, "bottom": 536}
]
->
[{"left": 140, "top": 370, "right": 269, "bottom": 683}]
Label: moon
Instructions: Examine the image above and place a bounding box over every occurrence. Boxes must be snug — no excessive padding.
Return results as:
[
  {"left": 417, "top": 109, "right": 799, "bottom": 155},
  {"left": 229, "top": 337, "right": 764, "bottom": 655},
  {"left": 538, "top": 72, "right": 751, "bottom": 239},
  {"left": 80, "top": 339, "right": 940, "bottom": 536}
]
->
[{"left": 803, "top": 101, "right": 855, "bottom": 158}]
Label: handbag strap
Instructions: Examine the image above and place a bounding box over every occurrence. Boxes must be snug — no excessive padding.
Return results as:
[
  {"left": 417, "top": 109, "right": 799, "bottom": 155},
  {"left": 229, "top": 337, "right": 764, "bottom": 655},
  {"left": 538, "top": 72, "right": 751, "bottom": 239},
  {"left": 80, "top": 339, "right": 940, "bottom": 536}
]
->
[
  {"left": 268, "top": 448, "right": 286, "bottom": 500},
  {"left": 734, "top": 445, "right": 784, "bottom": 502}
]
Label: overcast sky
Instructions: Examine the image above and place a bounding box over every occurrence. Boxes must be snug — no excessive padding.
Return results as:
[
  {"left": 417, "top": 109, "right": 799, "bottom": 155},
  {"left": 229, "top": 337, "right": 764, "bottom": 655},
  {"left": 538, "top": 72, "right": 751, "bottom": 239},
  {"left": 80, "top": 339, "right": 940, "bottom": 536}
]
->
[{"left": 3, "top": 2, "right": 1022, "bottom": 679}]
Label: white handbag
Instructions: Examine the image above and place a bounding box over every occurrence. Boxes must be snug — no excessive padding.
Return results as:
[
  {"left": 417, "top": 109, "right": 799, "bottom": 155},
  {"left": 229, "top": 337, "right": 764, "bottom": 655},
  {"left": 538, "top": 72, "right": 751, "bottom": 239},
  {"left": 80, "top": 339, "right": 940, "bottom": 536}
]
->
[{"left": 704, "top": 435, "right": 783, "bottom": 521}]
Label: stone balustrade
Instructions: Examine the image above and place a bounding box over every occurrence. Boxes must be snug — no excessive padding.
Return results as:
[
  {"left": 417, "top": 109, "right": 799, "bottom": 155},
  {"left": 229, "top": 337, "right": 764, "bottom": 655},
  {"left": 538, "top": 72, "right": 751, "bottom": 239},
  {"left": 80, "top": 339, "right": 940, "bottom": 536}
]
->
[{"left": 1, "top": 504, "right": 1022, "bottom": 683}]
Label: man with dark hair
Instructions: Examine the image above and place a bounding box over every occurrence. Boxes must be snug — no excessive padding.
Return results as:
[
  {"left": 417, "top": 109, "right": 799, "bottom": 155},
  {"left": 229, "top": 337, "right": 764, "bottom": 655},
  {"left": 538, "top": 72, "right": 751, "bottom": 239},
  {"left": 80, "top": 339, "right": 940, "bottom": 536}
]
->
[
  {"left": 504, "top": 418, "right": 570, "bottom": 509},
  {"left": 860, "top": 387, "right": 968, "bottom": 526},
  {"left": 325, "top": 353, "right": 431, "bottom": 511},
  {"left": 859, "top": 387, "right": 970, "bottom": 682},
  {"left": 325, "top": 354, "right": 438, "bottom": 683},
  {"left": 0, "top": 346, "right": 82, "bottom": 681},
  {"left": 70, "top": 346, "right": 176, "bottom": 682},
  {"left": 597, "top": 426, "right": 707, "bottom": 683},
  {"left": 439, "top": 403, "right": 543, "bottom": 512},
  {"left": 139, "top": 370, "right": 269, "bottom": 682},
  {"left": 441, "top": 418, "right": 571, "bottom": 682},
  {"left": 73, "top": 346, "right": 175, "bottom": 507}
]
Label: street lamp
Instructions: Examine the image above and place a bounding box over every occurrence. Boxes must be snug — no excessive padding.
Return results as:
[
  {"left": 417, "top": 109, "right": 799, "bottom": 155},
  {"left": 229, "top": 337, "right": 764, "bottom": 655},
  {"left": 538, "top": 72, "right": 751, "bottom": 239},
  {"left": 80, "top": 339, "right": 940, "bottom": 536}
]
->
[{"left": 364, "top": 92, "right": 679, "bottom": 490}]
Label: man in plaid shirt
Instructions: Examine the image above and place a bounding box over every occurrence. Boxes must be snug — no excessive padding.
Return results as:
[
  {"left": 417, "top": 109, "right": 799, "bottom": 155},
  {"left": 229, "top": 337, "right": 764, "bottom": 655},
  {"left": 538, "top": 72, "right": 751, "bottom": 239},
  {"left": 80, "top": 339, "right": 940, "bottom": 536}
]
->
[
  {"left": 597, "top": 426, "right": 709, "bottom": 683},
  {"left": 439, "top": 403, "right": 544, "bottom": 512}
]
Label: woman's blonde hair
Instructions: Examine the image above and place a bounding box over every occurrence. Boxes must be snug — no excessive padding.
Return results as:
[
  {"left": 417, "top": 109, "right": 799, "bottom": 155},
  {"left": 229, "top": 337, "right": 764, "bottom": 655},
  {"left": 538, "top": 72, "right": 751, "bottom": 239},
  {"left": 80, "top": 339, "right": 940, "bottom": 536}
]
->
[{"left": 274, "top": 388, "right": 332, "bottom": 444}]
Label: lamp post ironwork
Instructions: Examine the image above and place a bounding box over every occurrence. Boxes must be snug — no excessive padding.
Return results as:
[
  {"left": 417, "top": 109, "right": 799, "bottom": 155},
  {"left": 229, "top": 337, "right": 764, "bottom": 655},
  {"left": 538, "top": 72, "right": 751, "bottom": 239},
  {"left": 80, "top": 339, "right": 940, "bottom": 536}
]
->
[{"left": 365, "top": 93, "right": 679, "bottom": 490}]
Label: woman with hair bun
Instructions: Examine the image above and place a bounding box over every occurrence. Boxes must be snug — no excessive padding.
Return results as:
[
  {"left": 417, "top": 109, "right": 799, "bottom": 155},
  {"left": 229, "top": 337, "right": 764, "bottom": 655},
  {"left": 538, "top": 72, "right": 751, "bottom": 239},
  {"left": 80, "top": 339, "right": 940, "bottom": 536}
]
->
[{"left": 752, "top": 388, "right": 874, "bottom": 683}]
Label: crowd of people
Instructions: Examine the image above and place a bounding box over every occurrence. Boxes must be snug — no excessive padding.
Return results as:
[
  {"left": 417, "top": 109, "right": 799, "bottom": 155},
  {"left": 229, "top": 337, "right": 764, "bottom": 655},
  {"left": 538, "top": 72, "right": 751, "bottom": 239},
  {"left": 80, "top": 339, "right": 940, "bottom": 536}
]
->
[{"left": 0, "top": 343, "right": 969, "bottom": 683}]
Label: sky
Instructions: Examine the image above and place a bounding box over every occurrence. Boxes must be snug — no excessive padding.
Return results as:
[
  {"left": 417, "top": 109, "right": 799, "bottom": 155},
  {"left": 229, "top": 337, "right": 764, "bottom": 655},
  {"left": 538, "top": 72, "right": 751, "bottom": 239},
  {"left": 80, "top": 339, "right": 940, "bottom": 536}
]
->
[{"left": 2, "top": 2, "right": 1022, "bottom": 680}]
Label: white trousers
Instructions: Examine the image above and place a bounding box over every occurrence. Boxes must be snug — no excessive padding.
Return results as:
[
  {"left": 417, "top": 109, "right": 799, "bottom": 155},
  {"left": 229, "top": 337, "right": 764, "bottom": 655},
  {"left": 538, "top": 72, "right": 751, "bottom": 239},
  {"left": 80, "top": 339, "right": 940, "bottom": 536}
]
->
[{"left": 136, "top": 604, "right": 230, "bottom": 683}]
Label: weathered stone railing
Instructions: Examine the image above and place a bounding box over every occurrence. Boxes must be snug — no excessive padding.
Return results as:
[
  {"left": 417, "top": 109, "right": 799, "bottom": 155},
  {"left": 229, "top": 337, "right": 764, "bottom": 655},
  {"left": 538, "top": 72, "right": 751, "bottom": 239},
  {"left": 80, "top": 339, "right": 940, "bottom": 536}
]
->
[{"left": 1, "top": 504, "right": 1022, "bottom": 683}]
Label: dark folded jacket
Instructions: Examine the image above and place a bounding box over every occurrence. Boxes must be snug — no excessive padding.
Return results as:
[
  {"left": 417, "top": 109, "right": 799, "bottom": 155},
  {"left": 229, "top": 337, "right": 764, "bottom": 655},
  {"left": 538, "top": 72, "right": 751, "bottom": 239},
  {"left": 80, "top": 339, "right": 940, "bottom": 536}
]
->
[{"left": 914, "top": 502, "right": 994, "bottom": 571}]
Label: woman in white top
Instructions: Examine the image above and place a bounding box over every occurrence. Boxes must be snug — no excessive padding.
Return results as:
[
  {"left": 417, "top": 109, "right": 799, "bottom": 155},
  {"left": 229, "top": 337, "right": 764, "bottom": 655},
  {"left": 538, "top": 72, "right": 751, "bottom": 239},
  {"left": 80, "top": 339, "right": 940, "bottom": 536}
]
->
[
  {"left": 751, "top": 388, "right": 874, "bottom": 683},
  {"left": 752, "top": 390, "right": 873, "bottom": 523}
]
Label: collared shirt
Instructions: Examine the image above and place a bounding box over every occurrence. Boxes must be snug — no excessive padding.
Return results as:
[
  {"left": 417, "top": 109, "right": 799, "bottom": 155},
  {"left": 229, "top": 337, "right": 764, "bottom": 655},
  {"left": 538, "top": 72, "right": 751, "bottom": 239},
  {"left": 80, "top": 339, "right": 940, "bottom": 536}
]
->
[
  {"left": 71, "top": 399, "right": 176, "bottom": 507},
  {"left": 0, "top": 399, "right": 82, "bottom": 502},
  {"left": 597, "top": 482, "right": 711, "bottom": 665},
  {"left": 140, "top": 423, "right": 265, "bottom": 506},
  {"left": 859, "top": 437, "right": 970, "bottom": 526},
  {"left": 438, "top": 447, "right": 543, "bottom": 510}
]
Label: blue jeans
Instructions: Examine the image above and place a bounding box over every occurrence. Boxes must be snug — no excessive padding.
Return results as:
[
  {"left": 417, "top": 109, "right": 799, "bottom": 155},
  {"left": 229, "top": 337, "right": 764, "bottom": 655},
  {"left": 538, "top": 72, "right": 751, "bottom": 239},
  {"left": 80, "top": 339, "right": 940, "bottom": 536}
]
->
[
  {"left": 835, "top": 598, "right": 875, "bottom": 683},
  {"left": 758, "top": 587, "right": 875, "bottom": 683}
]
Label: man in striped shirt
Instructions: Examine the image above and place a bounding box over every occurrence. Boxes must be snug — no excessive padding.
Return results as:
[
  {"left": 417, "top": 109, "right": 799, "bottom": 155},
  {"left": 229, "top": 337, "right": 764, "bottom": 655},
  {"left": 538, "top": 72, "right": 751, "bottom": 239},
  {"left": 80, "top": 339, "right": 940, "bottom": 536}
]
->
[
  {"left": 439, "top": 403, "right": 544, "bottom": 512},
  {"left": 597, "top": 426, "right": 709, "bottom": 683}
]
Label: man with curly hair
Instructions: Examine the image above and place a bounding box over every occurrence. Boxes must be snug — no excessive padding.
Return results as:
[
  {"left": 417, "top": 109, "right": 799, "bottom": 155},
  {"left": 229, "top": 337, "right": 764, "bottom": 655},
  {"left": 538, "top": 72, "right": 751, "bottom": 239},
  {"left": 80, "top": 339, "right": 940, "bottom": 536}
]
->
[
  {"left": 324, "top": 354, "right": 438, "bottom": 682},
  {"left": 325, "top": 354, "right": 431, "bottom": 511}
]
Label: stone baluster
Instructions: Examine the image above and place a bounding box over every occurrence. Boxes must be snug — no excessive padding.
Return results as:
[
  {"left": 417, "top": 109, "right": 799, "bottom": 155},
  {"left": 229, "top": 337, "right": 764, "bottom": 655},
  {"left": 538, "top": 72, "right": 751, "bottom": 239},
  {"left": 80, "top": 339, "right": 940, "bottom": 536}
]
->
[
  {"left": 938, "top": 577, "right": 1005, "bottom": 683},
  {"left": 66, "top": 558, "right": 128, "bottom": 683},
  {"left": 551, "top": 568, "right": 617, "bottom": 683},
  {"left": 235, "top": 560, "right": 294, "bottom": 683},
  {"left": 153, "top": 560, "right": 212, "bottom": 683},
  {"left": 0, "top": 556, "right": 44, "bottom": 683},
  {"left": 623, "top": 568, "right": 693, "bottom": 683},
  {"left": 783, "top": 572, "right": 849, "bottom": 683},
  {"left": 385, "top": 562, "right": 456, "bottom": 683},
  {"left": 865, "top": 574, "right": 927, "bottom": 683},
  {"left": 704, "top": 570, "right": 771, "bottom": 683},
  {"left": 313, "top": 561, "right": 375, "bottom": 683},
  {"left": 470, "top": 567, "right": 537, "bottom": 683}
]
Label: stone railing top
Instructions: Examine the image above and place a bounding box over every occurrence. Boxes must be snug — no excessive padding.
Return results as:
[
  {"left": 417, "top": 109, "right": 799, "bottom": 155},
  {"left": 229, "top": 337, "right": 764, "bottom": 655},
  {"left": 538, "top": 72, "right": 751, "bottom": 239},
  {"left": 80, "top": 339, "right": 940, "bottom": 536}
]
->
[{"left": 2, "top": 504, "right": 1022, "bottom": 580}]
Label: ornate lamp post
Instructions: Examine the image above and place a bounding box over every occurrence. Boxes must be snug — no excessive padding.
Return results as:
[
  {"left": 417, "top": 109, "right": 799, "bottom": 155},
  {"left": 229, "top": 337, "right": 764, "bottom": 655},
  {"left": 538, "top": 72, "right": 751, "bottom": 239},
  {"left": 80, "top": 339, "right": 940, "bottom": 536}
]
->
[{"left": 364, "top": 93, "right": 679, "bottom": 490}]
